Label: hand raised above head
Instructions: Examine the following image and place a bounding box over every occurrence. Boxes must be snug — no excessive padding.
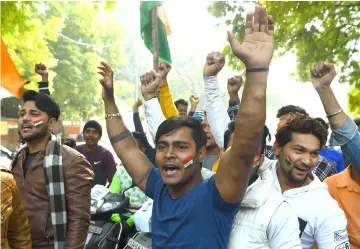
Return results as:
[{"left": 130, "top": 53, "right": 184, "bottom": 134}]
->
[
  {"left": 140, "top": 71, "right": 162, "bottom": 101},
  {"left": 35, "top": 63, "right": 48, "bottom": 76},
  {"left": 203, "top": 51, "right": 225, "bottom": 77},
  {"left": 310, "top": 61, "right": 336, "bottom": 91},
  {"left": 189, "top": 95, "right": 199, "bottom": 105},
  {"left": 228, "top": 5, "right": 274, "bottom": 69},
  {"left": 98, "top": 61, "right": 114, "bottom": 100},
  {"left": 134, "top": 98, "right": 143, "bottom": 108},
  {"left": 158, "top": 62, "right": 171, "bottom": 86},
  {"left": 227, "top": 76, "right": 243, "bottom": 95}
]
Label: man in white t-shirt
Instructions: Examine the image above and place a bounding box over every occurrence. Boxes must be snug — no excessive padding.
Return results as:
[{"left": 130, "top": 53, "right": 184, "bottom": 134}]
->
[{"left": 269, "top": 113, "right": 349, "bottom": 249}]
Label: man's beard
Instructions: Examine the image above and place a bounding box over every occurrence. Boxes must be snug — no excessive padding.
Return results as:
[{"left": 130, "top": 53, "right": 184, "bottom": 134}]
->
[{"left": 19, "top": 125, "right": 48, "bottom": 142}]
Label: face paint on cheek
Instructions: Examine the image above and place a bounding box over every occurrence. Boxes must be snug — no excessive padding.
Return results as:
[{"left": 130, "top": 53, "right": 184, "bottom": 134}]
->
[
  {"left": 183, "top": 156, "right": 194, "bottom": 170},
  {"left": 285, "top": 156, "right": 292, "bottom": 168},
  {"left": 33, "top": 119, "right": 44, "bottom": 129},
  {"left": 253, "top": 158, "right": 260, "bottom": 168}
]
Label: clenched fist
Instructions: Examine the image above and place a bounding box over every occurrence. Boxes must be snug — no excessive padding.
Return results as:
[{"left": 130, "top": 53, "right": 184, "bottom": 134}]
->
[
  {"left": 228, "top": 6, "right": 274, "bottom": 69},
  {"left": 203, "top": 52, "right": 225, "bottom": 77},
  {"left": 140, "top": 71, "right": 162, "bottom": 101},
  {"left": 190, "top": 95, "right": 199, "bottom": 106},
  {"left": 310, "top": 61, "right": 336, "bottom": 92},
  {"left": 158, "top": 62, "right": 172, "bottom": 86},
  {"left": 35, "top": 63, "right": 48, "bottom": 82},
  {"left": 227, "top": 76, "right": 243, "bottom": 96}
]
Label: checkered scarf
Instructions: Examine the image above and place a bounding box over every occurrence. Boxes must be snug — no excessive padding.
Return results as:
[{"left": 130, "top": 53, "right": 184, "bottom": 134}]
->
[{"left": 44, "top": 135, "right": 67, "bottom": 249}]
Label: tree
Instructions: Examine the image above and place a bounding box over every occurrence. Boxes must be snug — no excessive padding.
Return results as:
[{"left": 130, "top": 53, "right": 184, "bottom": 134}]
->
[
  {"left": 208, "top": 1, "right": 360, "bottom": 116},
  {"left": 42, "top": 2, "right": 127, "bottom": 120}
]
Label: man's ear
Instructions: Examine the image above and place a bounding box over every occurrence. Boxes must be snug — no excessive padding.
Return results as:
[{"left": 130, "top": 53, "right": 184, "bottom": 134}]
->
[
  {"left": 48, "top": 118, "right": 57, "bottom": 132},
  {"left": 273, "top": 141, "right": 280, "bottom": 157},
  {"left": 196, "top": 146, "right": 206, "bottom": 163}
]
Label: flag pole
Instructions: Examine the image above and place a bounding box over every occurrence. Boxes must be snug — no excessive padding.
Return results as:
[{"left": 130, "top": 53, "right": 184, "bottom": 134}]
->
[{"left": 151, "top": 6, "right": 159, "bottom": 71}]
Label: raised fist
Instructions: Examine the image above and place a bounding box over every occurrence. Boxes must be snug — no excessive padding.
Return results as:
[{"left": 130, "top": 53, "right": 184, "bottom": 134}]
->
[
  {"left": 189, "top": 95, "right": 199, "bottom": 106},
  {"left": 227, "top": 76, "right": 243, "bottom": 96},
  {"left": 35, "top": 63, "right": 48, "bottom": 76},
  {"left": 310, "top": 61, "right": 336, "bottom": 91},
  {"left": 140, "top": 71, "right": 162, "bottom": 101},
  {"left": 158, "top": 62, "right": 171, "bottom": 78},
  {"left": 203, "top": 52, "right": 225, "bottom": 77},
  {"left": 228, "top": 6, "right": 274, "bottom": 69},
  {"left": 134, "top": 98, "right": 143, "bottom": 108}
]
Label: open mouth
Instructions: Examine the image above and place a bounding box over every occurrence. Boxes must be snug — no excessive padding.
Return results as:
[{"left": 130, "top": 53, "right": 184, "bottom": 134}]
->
[
  {"left": 21, "top": 124, "right": 33, "bottom": 131},
  {"left": 294, "top": 165, "right": 310, "bottom": 174},
  {"left": 163, "top": 165, "right": 180, "bottom": 176}
]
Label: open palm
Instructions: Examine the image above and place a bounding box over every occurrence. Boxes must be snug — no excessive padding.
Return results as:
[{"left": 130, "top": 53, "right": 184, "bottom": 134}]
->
[{"left": 228, "top": 6, "right": 274, "bottom": 69}]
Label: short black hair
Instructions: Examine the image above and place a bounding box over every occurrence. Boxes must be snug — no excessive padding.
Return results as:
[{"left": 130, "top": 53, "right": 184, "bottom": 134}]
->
[
  {"left": 174, "top": 99, "right": 188, "bottom": 108},
  {"left": 354, "top": 117, "right": 360, "bottom": 126},
  {"left": 83, "top": 120, "right": 102, "bottom": 138},
  {"left": 276, "top": 105, "right": 308, "bottom": 119},
  {"left": 132, "top": 131, "right": 148, "bottom": 150},
  {"left": 155, "top": 116, "right": 206, "bottom": 152},
  {"left": 22, "top": 90, "right": 60, "bottom": 120},
  {"left": 62, "top": 138, "right": 76, "bottom": 148},
  {"left": 276, "top": 114, "right": 328, "bottom": 148},
  {"left": 223, "top": 121, "right": 271, "bottom": 154}
]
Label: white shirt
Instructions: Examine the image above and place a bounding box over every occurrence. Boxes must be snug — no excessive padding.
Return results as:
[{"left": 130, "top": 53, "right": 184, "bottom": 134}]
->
[{"left": 270, "top": 160, "right": 350, "bottom": 249}]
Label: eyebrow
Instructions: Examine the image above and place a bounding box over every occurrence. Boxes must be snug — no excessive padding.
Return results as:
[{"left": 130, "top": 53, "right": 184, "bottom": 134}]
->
[
  {"left": 293, "top": 144, "right": 320, "bottom": 152},
  {"left": 157, "top": 140, "right": 190, "bottom": 145}
]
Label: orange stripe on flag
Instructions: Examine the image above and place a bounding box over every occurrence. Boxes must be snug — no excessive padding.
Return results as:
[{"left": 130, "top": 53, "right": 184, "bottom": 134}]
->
[
  {"left": 157, "top": 5, "right": 172, "bottom": 36},
  {"left": 1, "top": 38, "right": 25, "bottom": 98}
]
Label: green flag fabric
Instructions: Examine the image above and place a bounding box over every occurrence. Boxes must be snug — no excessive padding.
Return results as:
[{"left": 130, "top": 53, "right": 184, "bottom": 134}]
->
[{"left": 140, "top": 1, "right": 172, "bottom": 64}]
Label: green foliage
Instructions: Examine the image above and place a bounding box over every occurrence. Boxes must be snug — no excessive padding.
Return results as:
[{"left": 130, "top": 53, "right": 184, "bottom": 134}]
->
[
  {"left": 1, "top": 1, "right": 135, "bottom": 120},
  {"left": 208, "top": 1, "right": 360, "bottom": 116}
]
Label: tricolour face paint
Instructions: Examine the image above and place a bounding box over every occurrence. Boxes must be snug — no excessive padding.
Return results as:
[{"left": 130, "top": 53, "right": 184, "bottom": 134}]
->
[
  {"left": 285, "top": 156, "right": 292, "bottom": 167},
  {"left": 183, "top": 156, "right": 194, "bottom": 170},
  {"left": 253, "top": 158, "right": 260, "bottom": 168},
  {"left": 33, "top": 119, "right": 44, "bottom": 128}
]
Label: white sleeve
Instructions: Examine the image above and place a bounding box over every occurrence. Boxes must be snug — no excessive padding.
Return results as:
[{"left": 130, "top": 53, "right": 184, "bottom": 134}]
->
[
  {"left": 315, "top": 210, "right": 349, "bottom": 249},
  {"left": 201, "top": 168, "right": 215, "bottom": 180},
  {"left": 267, "top": 202, "right": 302, "bottom": 249},
  {"left": 204, "top": 76, "right": 231, "bottom": 149},
  {"left": 144, "top": 98, "right": 165, "bottom": 142}
]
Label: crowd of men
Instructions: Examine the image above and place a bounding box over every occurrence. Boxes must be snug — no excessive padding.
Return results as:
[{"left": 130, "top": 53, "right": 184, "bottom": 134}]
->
[{"left": 1, "top": 5, "right": 360, "bottom": 249}]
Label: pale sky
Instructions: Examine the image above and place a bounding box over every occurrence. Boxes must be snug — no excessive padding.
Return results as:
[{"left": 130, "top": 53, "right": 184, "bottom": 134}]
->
[{"left": 123, "top": 1, "right": 351, "bottom": 135}]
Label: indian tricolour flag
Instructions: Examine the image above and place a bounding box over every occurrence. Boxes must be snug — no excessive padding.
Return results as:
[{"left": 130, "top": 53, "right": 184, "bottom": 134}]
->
[{"left": 140, "top": 1, "right": 172, "bottom": 64}]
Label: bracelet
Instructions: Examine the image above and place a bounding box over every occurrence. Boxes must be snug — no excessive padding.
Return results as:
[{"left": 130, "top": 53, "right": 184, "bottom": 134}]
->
[
  {"left": 105, "top": 113, "right": 122, "bottom": 119},
  {"left": 246, "top": 68, "right": 269, "bottom": 73},
  {"left": 326, "top": 109, "right": 343, "bottom": 118}
]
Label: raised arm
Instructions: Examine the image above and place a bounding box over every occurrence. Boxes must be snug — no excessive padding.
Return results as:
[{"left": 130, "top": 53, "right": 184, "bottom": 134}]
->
[
  {"left": 189, "top": 95, "right": 199, "bottom": 116},
  {"left": 227, "top": 76, "right": 242, "bottom": 120},
  {"left": 215, "top": 6, "right": 274, "bottom": 203},
  {"left": 158, "top": 62, "right": 179, "bottom": 118},
  {"left": 203, "top": 52, "right": 230, "bottom": 149},
  {"left": 98, "top": 62, "right": 153, "bottom": 192},
  {"left": 35, "top": 63, "right": 50, "bottom": 95},
  {"left": 311, "top": 61, "right": 360, "bottom": 171},
  {"left": 133, "top": 98, "right": 145, "bottom": 134}
]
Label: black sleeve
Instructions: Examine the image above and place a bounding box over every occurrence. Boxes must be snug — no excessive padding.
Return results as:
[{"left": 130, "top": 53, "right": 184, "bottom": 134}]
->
[{"left": 38, "top": 82, "right": 50, "bottom": 95}]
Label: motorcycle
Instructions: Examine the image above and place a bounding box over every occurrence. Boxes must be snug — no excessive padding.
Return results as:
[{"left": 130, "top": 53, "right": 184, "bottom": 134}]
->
[
  {"left": 85, "top": 184, "right": 130, "bottom": 249},
  {"left": 122, "top": 199, "right": 153, "bottom": 249}
]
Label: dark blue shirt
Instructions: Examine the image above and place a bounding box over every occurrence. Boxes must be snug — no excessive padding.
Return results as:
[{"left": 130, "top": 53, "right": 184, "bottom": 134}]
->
[{"left": 145, "top": 167, "right": 239, "bottom": 249}]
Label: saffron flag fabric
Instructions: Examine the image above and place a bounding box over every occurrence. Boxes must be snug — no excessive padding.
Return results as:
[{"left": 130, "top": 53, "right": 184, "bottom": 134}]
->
[
  {"left": 1, "top": 38, "right": 26, "bottom": 98},
  {"left": 140, "top": 1, "right": 172, "bottom": 64}
]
